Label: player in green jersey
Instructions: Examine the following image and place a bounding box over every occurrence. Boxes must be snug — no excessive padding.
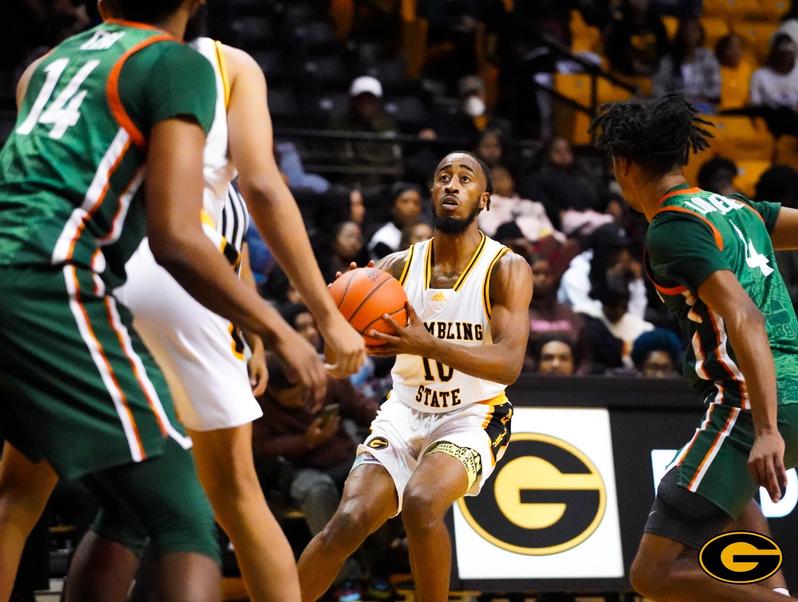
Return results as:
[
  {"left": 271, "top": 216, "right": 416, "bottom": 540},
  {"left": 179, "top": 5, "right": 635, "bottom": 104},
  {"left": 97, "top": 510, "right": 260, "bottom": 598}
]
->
[
  {"left": 0, "top": 1, "right": 337, "bottom": 601},
  {"left": 592, "top": 93, "right": 798, "bottom": 601}
]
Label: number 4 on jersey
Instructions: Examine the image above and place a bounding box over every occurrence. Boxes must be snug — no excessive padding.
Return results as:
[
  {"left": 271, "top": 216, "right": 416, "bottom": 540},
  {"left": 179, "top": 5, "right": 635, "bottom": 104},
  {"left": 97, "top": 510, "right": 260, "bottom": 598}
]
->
[{"left": 17, "top": 58, "right": 100, "bottom": 140}]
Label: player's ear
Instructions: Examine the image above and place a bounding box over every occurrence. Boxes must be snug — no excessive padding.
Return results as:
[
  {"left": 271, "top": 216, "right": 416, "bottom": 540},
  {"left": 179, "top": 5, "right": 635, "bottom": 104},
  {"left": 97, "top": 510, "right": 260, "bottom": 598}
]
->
[{"left": 481, "top": 192, "right": 491, "bottom": 211}]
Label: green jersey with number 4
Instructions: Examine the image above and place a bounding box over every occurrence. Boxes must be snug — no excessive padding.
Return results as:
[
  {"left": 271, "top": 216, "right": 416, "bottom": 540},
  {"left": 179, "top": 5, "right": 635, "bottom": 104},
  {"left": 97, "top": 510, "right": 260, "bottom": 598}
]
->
[
  {"left": 646, "top": 184, "right": 798, "bottom": 408},
  {"left": 0, "top": 20, "right": 216, "bottom": 287}
]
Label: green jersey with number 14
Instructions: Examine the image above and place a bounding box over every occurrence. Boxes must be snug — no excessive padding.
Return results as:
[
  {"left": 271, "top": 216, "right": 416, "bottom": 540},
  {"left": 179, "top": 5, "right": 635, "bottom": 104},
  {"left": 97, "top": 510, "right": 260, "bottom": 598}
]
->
[
  {"left": 646, "top": 184, "right": 798, "bottom": 408},
  {"left": 0, "top": 20, "right": 216, "bottom": 287}
]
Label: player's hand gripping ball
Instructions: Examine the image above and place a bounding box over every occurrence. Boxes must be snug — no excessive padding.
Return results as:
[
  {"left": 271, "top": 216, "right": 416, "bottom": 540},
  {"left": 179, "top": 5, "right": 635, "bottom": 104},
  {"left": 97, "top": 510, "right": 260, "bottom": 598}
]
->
[{"left": 329, "top": 268, "right": 408, "bottom": 346}]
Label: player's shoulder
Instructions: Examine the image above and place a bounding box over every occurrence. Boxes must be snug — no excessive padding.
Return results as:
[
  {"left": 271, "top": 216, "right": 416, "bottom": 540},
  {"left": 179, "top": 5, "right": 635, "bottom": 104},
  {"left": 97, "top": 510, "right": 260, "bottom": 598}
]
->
[
  {"left": 218, "top": 42, "right": 264, "bottom": 82},
  {"left": 376, "top": 249, "right": 410, "bottom": 281},
  {"left": 489, "top": 248, "right": 532, "bottom": 292}
]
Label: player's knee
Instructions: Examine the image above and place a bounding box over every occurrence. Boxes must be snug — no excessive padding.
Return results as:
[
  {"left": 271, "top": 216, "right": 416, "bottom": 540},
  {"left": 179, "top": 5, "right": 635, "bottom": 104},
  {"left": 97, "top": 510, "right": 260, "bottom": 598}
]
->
[
  {"left": 323, "top": 500, "right": 372, "bottom": 544},
  {"left": 402, "top": 486, "right": 443, "bottom": 532}
]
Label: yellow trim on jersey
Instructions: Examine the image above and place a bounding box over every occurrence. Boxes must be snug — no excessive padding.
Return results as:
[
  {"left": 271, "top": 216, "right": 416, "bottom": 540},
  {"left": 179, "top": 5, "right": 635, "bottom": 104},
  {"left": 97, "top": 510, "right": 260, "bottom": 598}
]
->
[
  {"left": 423, "top": 239, "right": 434, "bottom": 289},
  {"left": 200, "top": 209, "right": 216, "bottom": 229},
  {"left": 479, "top": 392, "right": 508, "bottom": 406},
  {"left": 482, "top": 247, "right": 510, "bottom": 320},
  {"left": 452, "top": 232, "right": 487, "bottom": 292},
  {"left": 214, "top": 40, "right": 231, "bottom": 109},
  {"left": 398, "top": 243, "right": 415, "bottom": 286}
]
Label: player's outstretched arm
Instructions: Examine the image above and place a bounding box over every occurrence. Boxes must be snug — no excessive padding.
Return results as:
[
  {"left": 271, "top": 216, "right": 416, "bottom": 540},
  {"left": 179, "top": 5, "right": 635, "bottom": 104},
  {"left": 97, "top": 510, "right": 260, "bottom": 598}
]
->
[
  {"left": 223, "top": 44, "right": 365, "bottom": 378},
  {"left": 769, "top": 206, "right": 798, "bottom": 250},
  {"left": 697, "top": 270, "right": 787, "bottom": 502},
  {"left": 145, "top": 118, "right": 326, "bottom": 403},
  {"left": 370, "top": 252, "right": 533, "bottom": 385}
]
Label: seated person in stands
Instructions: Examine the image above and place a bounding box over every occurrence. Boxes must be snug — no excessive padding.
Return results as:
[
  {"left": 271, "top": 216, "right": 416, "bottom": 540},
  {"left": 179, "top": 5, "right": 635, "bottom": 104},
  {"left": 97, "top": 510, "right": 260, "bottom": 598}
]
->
[
  {"left": 529, "top": 335, "right": 577, "bottom": 376},
  {"left": 558, "top": 223, "right": 648, "bottom": 319},
  {"left": 697, "top": 156, "right": 738, "bottom": 197},
  {"left": 749, "top": 33, "right": 798, "bottom": 137},
  {"left": 322, "top": 221, "right": 370, "bottom": 283},
  {"left": 653, "top": 18, "right": 720, "bottom": 112},
  {"left": 367, "top": 183, "right": 423, "bottom": 259},
  {"left": 329, "top": 75, "right": 401, "bottom": 186},
  {"left": 518, "top": 137, "right": 609, "bottom": 236},
  {"left": 456, "top": 75, "right": 513, "bottom": 140},
  {"left": 400, "top": 222, "right": 433, "bottom": 250},
  {"left": 473, "top": 128, "right": 505, "bottom": 169},
  {"left": 631, "top": 329, "right": 682, "bottom": 379},
  {"left": 715, "top": 33, "right": 753, "bottom": 110},
  {"left": 580, "top": 282, "right": 653, "bottom": 374},
  {"left": 253, "top": 356, "right": 386, "bottom": 601},
  {"left": 528, "top": 256, "right": 590, "bottom": 374},
  {"left": 478, "top": 164, "right": 563, "bottom": 244},
  {"left": 603, "top": 0, "right": 668, "bottom": 78}
]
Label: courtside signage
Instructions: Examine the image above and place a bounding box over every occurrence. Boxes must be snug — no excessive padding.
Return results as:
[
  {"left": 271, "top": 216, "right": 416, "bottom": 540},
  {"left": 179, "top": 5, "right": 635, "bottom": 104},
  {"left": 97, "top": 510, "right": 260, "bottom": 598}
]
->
[{"left": 452, "top": 408, "right": 624, "bottom": 579}]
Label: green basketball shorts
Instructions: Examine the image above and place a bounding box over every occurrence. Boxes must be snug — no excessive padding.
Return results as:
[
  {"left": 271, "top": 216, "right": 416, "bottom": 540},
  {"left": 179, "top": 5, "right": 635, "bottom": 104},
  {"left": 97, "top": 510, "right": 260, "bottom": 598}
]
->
[
  {"left": 0, "top": 265, "right": 191, "bottom": 480},
  {"left": 669, "top": 401, "right": 798, "bottom": 519}
]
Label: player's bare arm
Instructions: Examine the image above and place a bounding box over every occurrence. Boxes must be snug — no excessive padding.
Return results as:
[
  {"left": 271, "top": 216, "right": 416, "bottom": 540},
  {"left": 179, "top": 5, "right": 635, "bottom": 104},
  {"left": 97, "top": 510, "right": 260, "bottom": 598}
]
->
[
  {"left": 375, "top": 249, "right": 409, "bottom": 281},
  {"left": 370, "top": 251, "right": 533, "bottom": 385},
  {"left": 769, "top": 206, "right": 798, "bottom": 250},
  {"left": 697, "top": 269, "right": 787, "bottom": 501},
  {"left": 145, "top": 118, "right": 326, "bottom": 403},
  {"left": 223, "top": 44, "right": 365, "bottom": 377}
]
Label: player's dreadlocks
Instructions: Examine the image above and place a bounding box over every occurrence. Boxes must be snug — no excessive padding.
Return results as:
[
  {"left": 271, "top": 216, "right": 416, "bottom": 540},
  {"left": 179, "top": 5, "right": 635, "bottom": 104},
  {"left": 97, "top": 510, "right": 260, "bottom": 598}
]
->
[{"left": 590, "top": 93, "right": 713, "bottom": 175}]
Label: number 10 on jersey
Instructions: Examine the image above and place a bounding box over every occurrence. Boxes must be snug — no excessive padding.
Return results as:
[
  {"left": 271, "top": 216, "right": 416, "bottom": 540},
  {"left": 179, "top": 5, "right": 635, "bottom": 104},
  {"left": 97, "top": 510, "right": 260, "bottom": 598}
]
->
[{"left": 422, "top": 357, "right": 453, "bottom": 382}]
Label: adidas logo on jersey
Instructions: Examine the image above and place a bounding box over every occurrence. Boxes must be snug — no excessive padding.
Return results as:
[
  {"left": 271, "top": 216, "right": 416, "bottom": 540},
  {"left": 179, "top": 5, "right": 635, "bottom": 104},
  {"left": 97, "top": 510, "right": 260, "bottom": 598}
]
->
[{"left": 432, "top": 291, "right": 446, "bottom": 301}]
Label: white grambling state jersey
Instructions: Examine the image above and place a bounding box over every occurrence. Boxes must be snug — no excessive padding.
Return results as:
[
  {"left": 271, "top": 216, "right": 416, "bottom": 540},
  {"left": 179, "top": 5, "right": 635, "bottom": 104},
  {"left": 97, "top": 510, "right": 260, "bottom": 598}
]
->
[
  {"left": 391, "top": 233, "right": 510, "bottom": 413},
  {"left": 191, "top": 37, "right": 237, "bottom": 228}
]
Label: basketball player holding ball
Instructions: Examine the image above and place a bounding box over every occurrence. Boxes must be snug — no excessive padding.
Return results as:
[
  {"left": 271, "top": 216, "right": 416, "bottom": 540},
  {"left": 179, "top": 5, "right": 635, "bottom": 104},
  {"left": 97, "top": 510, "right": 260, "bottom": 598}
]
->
[{"left": 298, "top": 152, "right": 533, "bottom": 602}]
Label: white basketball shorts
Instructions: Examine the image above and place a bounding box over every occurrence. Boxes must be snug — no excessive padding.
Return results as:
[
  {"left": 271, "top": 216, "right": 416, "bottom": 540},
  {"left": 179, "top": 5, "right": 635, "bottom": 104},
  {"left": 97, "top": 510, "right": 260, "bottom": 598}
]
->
[
  {"left": 353, "top": 394, "right": 512, "bottom": 514},
  {"left": 114, "top": 240, "right": 263, "bottom": 431}
]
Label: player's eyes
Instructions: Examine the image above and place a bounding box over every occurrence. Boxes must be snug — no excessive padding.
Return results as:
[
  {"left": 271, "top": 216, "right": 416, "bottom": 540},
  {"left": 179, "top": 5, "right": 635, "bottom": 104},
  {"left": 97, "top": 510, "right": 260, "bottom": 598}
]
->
[{"left": 461, "top": 176, "right": 470, "bottom": 183}]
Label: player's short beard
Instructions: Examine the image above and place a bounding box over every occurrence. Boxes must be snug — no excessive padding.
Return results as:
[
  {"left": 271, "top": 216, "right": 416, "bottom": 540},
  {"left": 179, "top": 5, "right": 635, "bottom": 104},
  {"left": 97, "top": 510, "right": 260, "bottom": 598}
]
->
[{"left": 433, "top": 203, "right": 481, "bottom": 234}]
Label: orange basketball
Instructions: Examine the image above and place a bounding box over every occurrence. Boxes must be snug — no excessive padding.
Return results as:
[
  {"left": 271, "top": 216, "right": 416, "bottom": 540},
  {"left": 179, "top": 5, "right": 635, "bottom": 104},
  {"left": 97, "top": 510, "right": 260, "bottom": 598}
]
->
[{"left": 329, "top": 268, "right": 408, "bottom": 346}]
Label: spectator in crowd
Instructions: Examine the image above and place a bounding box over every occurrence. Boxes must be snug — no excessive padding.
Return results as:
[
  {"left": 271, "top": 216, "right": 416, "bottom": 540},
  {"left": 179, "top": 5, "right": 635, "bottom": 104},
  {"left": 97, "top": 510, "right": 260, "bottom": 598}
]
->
[
  {"left": 750, "top": 33, "right": 798, "bottom": 112},
  {"left": 281, "top": 303, "right": 323, "bottom": 353},
  {"left": 323, "top": 221, "right": 370, "bottom": 283},
  {"left": 580, "top": 282, "right": 654, "bottom": 373},
  {"left": 528, "top": 256, "right": 591, "bottom": 374},
  {"left": 715, "top": 33, "right": 753, "bottom": 110},
  {"left": 456, "top": 75, "right": 513, "bottom": 140},
  {"left": 478, "top": 164, "right": 563, "bottom": 243},
  {"left": 276, "top": 141, "right": 332, "bottom": 195},
  {"left": 603, "top": 0, "right": 668, "bottom": 78},
  {"left": 350, "top": 189, "right": 366, "bottom": 226},
  {"left": 531, "top": 335, "right": 577, "bottom": 376},
  {"left": 401, "top": 222, "right": 434, "bottom": 250},
  {"left": 697, "top": 156, "right": 738, "bottom": 196},
  {"left": 367, "top": 183, "right": 423, "bottom": 259},
  {"left": 653, "top": 18, "right": 720, "bottom": 112},
  {"left": 473, "top": 128, "right": 506, "bottom": 168},
  {"left": 631, "top": 329, "right": 682, "bottom": 379},
  {"left": 519, "top": 137, "right": 609, "bottom": 235},
  {"left": 329, "top": 75, "right": 401, "bottom": 186},
  {"left": 558, "top": 223, "right": 648, "bottom": 319},
  {"left": 253, "top": 357, "right": 384, "bottom": 601}
]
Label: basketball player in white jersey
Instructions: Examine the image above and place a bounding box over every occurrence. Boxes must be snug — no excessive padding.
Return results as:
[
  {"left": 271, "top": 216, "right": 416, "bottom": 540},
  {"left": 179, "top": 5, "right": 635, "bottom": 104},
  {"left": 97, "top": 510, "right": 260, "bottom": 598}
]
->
[
  {"left": 0, "top": 6, "right": 366, "bottom": 602},
  {"left": 297, "top": 152, "right": 533, "bottom": 602}
]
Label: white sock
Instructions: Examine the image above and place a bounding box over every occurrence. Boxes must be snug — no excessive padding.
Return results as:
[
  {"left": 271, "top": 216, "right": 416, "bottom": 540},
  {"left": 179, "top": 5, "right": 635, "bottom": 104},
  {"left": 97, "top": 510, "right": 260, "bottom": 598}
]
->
[{"left": 773, "top": 587, "right": 790, "bottom": 596}]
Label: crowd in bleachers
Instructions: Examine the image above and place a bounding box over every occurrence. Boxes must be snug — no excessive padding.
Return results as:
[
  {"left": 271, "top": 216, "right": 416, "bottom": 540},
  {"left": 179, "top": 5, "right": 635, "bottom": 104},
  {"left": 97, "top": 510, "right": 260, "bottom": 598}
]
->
[{"left": 5, "top": 1, "right": 798, "bottom": 599}]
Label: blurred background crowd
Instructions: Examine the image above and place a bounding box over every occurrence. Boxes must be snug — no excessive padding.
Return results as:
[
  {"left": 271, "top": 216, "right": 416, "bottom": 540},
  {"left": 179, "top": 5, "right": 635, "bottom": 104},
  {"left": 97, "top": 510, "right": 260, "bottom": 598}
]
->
[{"left": 4, "top": 1, "right": 798, "bottom": 600}]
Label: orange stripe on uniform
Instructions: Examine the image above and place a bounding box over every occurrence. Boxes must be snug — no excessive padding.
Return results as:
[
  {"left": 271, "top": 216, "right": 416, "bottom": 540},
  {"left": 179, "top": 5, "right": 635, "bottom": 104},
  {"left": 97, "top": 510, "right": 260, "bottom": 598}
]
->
[
  {"left": 72, "top": 270, "right": 147, "bottom": 458},
  {"left": 106, "top": 35, "right": 174, "bottom": 147},
  {"left": 103, "top": 297, "right": 168, "bottom": 437},
  {"left": 658, "top": 187, "right": 701, "bottom": 205},
  {"left": 688, "top": 408, "right": 737, "bottom": 491},
  {"left": 653, "top": 206, "right": 725, "bottom": 251},
  {"left": 67, "top": 140, "right": 132, "bottom": 261}
]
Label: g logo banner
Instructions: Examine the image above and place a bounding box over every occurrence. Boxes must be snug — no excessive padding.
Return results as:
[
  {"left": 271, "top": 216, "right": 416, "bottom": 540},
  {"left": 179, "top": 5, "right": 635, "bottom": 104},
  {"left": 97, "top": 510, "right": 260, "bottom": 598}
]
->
[
  {"left": 458, "top": 433, "right": 606, "bottom": 555},
  {"left": 699, "top": 531, "right": 783, "bottom": 584},
  {"left": 367, "top": 437, "right": 389, "bottom": 450}
]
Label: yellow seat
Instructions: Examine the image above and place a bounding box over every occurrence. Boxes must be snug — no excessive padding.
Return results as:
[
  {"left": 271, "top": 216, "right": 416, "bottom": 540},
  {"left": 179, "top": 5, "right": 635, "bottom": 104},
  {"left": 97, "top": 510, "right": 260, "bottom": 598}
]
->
[
  {"left": 570, "top": 10, "right": 602, "bottom": 53},
  {"left": 775, "top": 135, "right": 798, "bottom": 169},
  {"left": 709, "top": 115, "right": 774, "bottom": 161},
  {"left": 734, "top": 159, "right": 772, "bottom": 196},
  {"left": 703, "top": 0, "right": 731, "bottom": 17},
  {"left": 737, "top": 21, "right": 778, "bottom": 62},
  {"left": 701, "top": 17, "right": 730, "bottom": 50},
  {"left": 662, "top": 15, "right": 679, "bottom": 40},
  {"left": 756, "top": 0, "right": 790, "bottom": 21}
]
